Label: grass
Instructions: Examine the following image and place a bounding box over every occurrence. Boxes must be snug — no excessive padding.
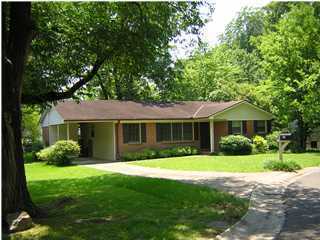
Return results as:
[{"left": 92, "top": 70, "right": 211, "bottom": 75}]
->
[
  {"left": 131, "top": 153, "right": 320, "bottom": 172},
  {"left": 10, "top": 163, "right": 248, "bottom": 240}
]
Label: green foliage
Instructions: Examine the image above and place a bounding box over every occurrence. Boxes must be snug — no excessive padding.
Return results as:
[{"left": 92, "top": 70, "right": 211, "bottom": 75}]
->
[
  {"left": 252, "top": 135, "right": 268, "bottom": 153},
  {"left": 266, "top": 131, "right": 280, "bottom": 150},
  {"left": 122, "top": 146, "right": 199, "bottom": 161},
  {"left": 23, "top": 152, "right": 39, "bottom": 163},
  {"left": 22, "top": 106, "right": 42, "bottom": 148},
  {"left": 220, "top": 7, "right": 266, "bottom": 52},
  {"left": 23, "top": 2, "right": 213, "bottom": 103},
  {"left": 255, "top": 3, "right": 320, "bottom": 150},
  {"left": 219, "top": 135, "right": 253, "bottom": 155},
  {"left": 37, "top": 140, "right": 80, "bottom": 166},
  {"left": 263, "top": 160, "right": 301, "bottom": 172}
]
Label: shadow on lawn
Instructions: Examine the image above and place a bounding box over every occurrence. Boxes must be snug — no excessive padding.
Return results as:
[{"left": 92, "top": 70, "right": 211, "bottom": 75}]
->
[{"left": 12, "top": 174, "right": 249, "bottom": 240}]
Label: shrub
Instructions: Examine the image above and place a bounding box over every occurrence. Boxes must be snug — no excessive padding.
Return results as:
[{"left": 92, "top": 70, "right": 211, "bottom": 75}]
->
[
  {"left": 122, "top": 146, "right": 199, "bottom": 161},
  {"left": 23, "top": 140, "right": 43, "bottom": 153},
  {"left": 252, "top": 135, "right": 268, "bottom": 153},
  {"left": 219, "top": 135, "right": 252, "bottom": 155},
  {"left": 23, "top": 151, "right": 39, "bottom": 163},
  {"left": 266, "top": 131, "right": 280, "bottom": 150},
  {"left": 37, "top": 140, "right": 80, "bottom": 166},
  {"left": 263, "top": 160, "right": 301, "bottom": 172}
]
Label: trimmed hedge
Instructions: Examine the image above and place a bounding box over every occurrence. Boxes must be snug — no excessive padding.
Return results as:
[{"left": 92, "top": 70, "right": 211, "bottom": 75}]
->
[
  {"left": 219, "top": 135, "right": 252, "bottom": 155},
  {"left": 252, "top": 135, "right": 268, "bottom": 153},
  {"left": 263, "top": 160, "right": 301, "bottom": 172},
  {"left": 37, "top": 140, "right": 80, "bottom": 166},
  {"left": 122, "top": 146, "right": 199, "bottom": 161}
]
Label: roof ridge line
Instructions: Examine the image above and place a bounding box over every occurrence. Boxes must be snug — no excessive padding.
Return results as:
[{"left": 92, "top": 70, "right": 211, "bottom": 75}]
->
[{"left": 192, "top": 104, "right": 205, "bottom": 118}]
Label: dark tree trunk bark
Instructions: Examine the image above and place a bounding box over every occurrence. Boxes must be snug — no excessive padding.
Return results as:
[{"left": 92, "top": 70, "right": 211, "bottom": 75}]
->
[
  {"left": 2, "top": 2, "right": 39, "bottom": 231},
  {"left": 296, "top": 116, "right": 307, "bottom": 152}
]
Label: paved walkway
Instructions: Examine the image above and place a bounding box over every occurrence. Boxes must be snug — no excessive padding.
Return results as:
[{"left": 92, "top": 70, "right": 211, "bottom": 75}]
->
[
  {"left": 277, "top": 168, "right": 320, "bottom": 240},
  {"left": 86, "top": 162, "right": 295, "bottom": 198}
]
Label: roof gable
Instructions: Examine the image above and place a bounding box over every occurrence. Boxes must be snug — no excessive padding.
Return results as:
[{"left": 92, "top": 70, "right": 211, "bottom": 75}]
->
[{"left": 212, "top": 101, "right": 273, "bottom": 120}]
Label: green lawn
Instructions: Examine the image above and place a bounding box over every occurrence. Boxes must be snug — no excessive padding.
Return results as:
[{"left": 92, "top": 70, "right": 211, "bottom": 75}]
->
[
  {"left": 131, "top": 153, "right": 320, "bottom": 172},
  {"left": 11, "top": 163, "right": 248, "bottom": 240}
]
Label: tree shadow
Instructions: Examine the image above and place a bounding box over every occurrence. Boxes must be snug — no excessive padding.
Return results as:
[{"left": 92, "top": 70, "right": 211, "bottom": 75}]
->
[
  {"left": 8, "top": 174, "right": 249, "bottom": 240},
  {"left": 277, "top": 179, "right": 320, "bottom": 239}
]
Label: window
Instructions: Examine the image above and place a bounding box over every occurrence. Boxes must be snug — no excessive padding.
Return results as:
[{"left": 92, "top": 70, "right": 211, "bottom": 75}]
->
[
  {"left": 156, "top": 123, "right": 171, "bottom": 142},
  {"left": 156, "top": 122, "right": 194, "bottom": 142},
  {"left": 231, "top": 121, "right": 242, "bottom": 135},
  {"left": 123, "top": 123, "right": 146, "bottom": 144},
  {"left": 183, "top": 123, "right": 193, "bottom": 140},
  {"left": 311, "top": 141, "right": 318, "bottom": 149},
  {"left": 172, "top": 123, "right": 182, "bottom": 141},
  {"left": 255, "top": 120, "right": 266, "bottom": 134}
]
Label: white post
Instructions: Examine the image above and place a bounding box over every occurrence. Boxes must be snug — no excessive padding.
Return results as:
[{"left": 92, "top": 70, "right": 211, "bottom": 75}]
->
[
  {"left": 113, "top": 122, "right": 117, "bottom": 161},
  {"left": 57, "top": 125, "right": 60, "bottom": 141},
  {"left": 278, "top": 140, "right": 290, "bottom": 161},
  {"left": 67, "top": 123, "right": 70, "bottom": 140},
  {"left": 210, "top": 119, "right": 214, "bottom": 152}
]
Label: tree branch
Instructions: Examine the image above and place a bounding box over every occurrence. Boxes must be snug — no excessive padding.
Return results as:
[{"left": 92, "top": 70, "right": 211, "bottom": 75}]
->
[{"left": 21, "top": 56, "right": 107, "bottom": 104}]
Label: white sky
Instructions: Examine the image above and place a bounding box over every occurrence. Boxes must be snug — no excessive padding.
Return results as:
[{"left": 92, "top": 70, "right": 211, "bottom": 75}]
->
[
  {"left": 203, "top": 0, "right": 272, "bottom": 46},
  {"left": 172, "top": 0, "right": 272, "bottom": 58}
]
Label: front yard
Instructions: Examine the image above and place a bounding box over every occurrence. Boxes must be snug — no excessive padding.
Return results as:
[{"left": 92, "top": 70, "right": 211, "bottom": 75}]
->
[
  {"left": 10, "top": 163, "right": 248, "bottom": 240},
  {"left": 131, "top": 153, "right": 320, "bottom": 172}
]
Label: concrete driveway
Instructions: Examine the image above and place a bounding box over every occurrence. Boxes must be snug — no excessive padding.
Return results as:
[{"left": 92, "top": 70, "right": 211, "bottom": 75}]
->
[
  {"left": 85, "top": 162, "right": 295, "bottom": 198},
  {"left": 277, "top": 168, "right": 320, "bottom": 240}
]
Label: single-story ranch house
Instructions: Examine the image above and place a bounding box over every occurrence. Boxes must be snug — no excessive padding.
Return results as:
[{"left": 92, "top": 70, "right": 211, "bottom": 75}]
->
[{"left": 40, "top": 100, "right": 273, "bottom": 161}]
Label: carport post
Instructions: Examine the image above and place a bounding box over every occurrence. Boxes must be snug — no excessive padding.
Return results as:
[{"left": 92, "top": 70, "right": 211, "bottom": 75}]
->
[
  {"left": 210, "top": 119, "right": 214, "bottom": 153},
  {"left": 67, "top": 123, "right": 70, "bottom": 140}
]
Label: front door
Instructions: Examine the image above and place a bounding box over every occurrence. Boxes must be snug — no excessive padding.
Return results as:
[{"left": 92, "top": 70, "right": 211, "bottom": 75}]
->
[{"left": 200, "top": 122, "right": 210, "bottom": 150}]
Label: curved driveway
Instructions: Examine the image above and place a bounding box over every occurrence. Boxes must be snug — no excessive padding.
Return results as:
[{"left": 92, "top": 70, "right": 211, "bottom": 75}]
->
[{"left": 86, "top": 162, "right": 295, "bottom": 198}]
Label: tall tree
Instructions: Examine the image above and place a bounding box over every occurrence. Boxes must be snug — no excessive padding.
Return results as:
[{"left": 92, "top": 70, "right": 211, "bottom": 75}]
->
[
  {"left": 255, "top": 3, "right": 320, "bottom": 150},
  {"left": 2, "top": 2, "right": 38, "bottom": 222},
  {"left": 2, "top": 1, "right": 212, "bottom": 227}
]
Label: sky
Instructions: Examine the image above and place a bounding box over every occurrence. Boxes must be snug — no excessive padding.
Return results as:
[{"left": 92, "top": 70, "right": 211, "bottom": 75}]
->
[
  {"left": 203, "top": 0, "right": 272, "bottom": 46},
  {"left": 173, "top": 0, "right": 272, "bottom": 58}
]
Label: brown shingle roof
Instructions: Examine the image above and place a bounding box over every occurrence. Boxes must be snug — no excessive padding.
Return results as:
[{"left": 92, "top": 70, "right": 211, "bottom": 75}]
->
[{"left": 54, "top": 100, "right": 242, "bottom": 121}]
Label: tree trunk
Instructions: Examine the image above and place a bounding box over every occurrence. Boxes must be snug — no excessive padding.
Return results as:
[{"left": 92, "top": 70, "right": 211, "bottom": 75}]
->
[
  {"left": 294, "top": 116, "right": 307, "bottom": 152},
  {"left": 2, "top": 2, "right": 39, "bottom": 231}
]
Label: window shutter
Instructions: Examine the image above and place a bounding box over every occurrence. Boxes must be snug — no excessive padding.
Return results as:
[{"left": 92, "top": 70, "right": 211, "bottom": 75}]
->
[
  {"left": 228, "top": 121, "right": 233, "bottom": 134},
  {"left": 242, "top": 121, "right": 247, "bottom": 135},
  {"left": 267, "top": 120, "right": 272, "bottom": 133},
  {"left": 253, "top": 120, "right": 257, "bottom": 133}
]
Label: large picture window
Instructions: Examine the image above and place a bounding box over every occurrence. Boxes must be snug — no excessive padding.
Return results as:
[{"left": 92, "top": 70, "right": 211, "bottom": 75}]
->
[
  {"left": 123, "top": 123, "right": 146, "bottom": 144},
  {"left": 156, "top": 122, "right": 194, "bottom": 142}
]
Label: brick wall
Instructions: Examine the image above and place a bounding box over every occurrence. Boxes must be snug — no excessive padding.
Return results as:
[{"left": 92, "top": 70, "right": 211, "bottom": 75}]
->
[
  {"left": 214, "top": 121, "right": 228, "bottom": 151},
  {"left": 246, "top": 120, "right": 254, "bottom": 138},
  {"left": 117, "top": 122, "right": 200, "bottom": 158}
]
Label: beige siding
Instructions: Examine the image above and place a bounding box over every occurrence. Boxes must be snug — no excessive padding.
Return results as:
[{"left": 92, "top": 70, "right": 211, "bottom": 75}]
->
[
  {"left": 92, "top": 122, "right": 115, "bottom": 161},
  {"left": 214, "top": 102, "right": 272, "bottom": 121}
]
